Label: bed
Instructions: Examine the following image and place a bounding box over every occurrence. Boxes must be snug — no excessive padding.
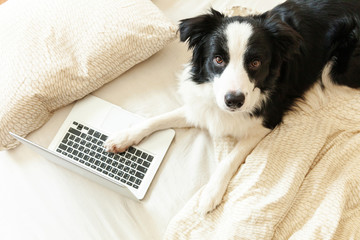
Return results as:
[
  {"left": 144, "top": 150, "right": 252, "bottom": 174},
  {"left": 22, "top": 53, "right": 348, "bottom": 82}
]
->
[{"left": 1, "top": 0, "right": 360, "bottom": 239}]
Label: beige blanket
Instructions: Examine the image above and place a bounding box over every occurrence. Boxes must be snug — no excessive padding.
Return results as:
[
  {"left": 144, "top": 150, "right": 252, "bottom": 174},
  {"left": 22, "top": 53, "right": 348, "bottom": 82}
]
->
[{"left": 164, "top": 7, "right": 360, "bottom": 239}]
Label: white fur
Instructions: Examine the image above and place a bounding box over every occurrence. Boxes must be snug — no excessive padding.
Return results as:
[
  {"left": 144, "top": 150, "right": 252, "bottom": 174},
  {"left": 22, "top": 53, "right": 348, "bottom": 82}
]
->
[{"left": 213, "top": 22, "right": 264, "bottom": 113}]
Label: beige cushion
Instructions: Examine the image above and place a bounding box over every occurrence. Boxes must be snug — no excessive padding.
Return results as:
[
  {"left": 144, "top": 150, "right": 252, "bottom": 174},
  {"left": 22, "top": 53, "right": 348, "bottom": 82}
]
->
[{"left": 0, "top": 0, "right": 176, "bottom": 150}]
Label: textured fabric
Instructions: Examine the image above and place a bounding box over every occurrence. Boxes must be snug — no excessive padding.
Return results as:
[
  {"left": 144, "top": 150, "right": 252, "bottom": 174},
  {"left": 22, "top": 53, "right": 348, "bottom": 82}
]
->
[
  {"left": 0, "top": 0, "right": 176, "bottom": 150},
  {"left": 164, "top": 6, "right": 360, "bottom": 240}
]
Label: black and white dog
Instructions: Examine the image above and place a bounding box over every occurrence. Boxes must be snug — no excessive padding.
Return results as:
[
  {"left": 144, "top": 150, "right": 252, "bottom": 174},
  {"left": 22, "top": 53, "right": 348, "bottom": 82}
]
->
[{"left": 105, "top": 0, "right": 360, "bottom": 215}]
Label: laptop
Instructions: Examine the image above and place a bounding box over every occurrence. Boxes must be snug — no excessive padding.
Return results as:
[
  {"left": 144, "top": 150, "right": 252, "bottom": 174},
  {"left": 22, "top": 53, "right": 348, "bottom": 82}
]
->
[{"left": 10, "top": 95, "right": 175, "bottom": 200}]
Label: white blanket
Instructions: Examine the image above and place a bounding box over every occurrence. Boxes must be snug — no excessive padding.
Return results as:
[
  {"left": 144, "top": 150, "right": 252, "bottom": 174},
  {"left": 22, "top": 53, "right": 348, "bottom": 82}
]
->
[{"left": 164, "top": 69, "right": 360, "bottom": 239}]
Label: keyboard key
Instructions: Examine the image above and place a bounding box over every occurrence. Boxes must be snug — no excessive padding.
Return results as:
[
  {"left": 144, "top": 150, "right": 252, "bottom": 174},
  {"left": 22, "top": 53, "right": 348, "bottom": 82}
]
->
[
  {"left": 106, "top": 159, "right": 112, "bottom": 164},
  {"left": 89, "top": 158, "right": 95, "bottom": 163},
  {"left": 108, "top": 173, "right": 114, "bottom": 178},
  {"left": 106, "top": 165, "right": 112, "bottom": 171},
  {"left": 102, "top": 170, "right": 108, "bottom": 175},
  {"left": 69, "top": 135, "right": 75, "bottom": 140},
  {"left": 141, "top": 152, "right": 148, "bottom": 159},
  {"left": 129, "top": 169, "right": 136, "bottom": 176},
  {"left": 136, "top": 158, "right": 143, "bottom": 164},
  {"left": 112, "top": 168, "right": 118, "bottom": 174},
  {"left": 135, "top": 171, "right": 145, "bottom": 179},
  {"left": 124, "top": 167, "right": 130, "bottom": 172},
  {"left": 126, "top": 182, "right": 133, "bottom": 187},
  {"left": 56, "top": 149, "right": 62, "bottom": 153},
  {"left": 78, "top": 153, "right": 84, "bottom": 158},
  {"left": 69, "top": 128, "right": 81, "bottom": 136},
  {"left": 73, "top": 143, "right": 79, "bottom": 149},
  {"left": 131, "top": 163, "right": 137, "bottom": 169},
  {"left": 128, "top": 147, "right": 136, "bottom": 154},
  {"left": 114, "top": 155, "right": 120, "bottom": 160},
  {"left": 80, "top": 133, "right": 87, "bottom": 139},
  {"left": 100, "top": 163, "right": 106, "bottom": 169},
  {"left": 115, "top": 176, "right": 120, "bottom": 181},
  {"left": 135, "top": 178, "right": 142, "bottom": 185},
  {"left": 72, "top": 150, "right": 79, "bottom": 156},
  {"left": 91, "top": 165, "right": 96, "bottom": 169},
  {"left": 147, "top": 155, "right": 154, "bottom": 162},
  {"left": 95, "top": 160, "right": 101, "bottom": 166},
  {"left": 86, "top": 136, "right": 92, "bottom": 141},
  {"left": 133, "top": 185, "right": 139, "bottom": 189},
  {"left": 117, "top": 171, "right": 124, "bottom": 178},
  {"left": 100, "top": 134, "right": 108, "bottom": 141},
  {"left": 131, "top": 156, "right": 138, "bottom": 162},
  {"left": 94, "top": 131, "right": 101, "bottom": 138},
  {"left": 77, "top": 124, "right": 83, "bottom": 130},
  {"left": 129, "top": 176, "right": 136, "bottom": 183},
  {"left": 61, "top": 138, "right": 68, "bottom": 144},
  {"left": 88, "top": 129, "right": 94, "bottom": 135},
  {"left": 85, "top": 162, "right": 91, "bottom": 167},
  {"left": 58, "top": 144, "right": 67, "bottom": 150},
  {"left": 142, "top": 161, "right": 150, "bottom": 168},
  {"left": 120, "top": 179, "right": 126, "bottom": 184},
  {"left": 68, "top": 141, "right": 74, "bottom": 147},
  {"left": 84, "top": 155, "right": 90, "bottom": 161},
  {"left": 67, "top": 147, "right": 73, "bottom": 153},
  {"left": 135, "top": 150, "right": 142, "bottom": 157},
  {"left": 137, "top": 165, "right": 147, "bottom": 173},
  {"left": 123, "top": 173, "right": 130, "bottom": 180},
  {"left": 112, "top": 162, "right": 118, "bottom": 167},
  {"left": 73, "top": 121, "right": 78, "bottom": 125}
]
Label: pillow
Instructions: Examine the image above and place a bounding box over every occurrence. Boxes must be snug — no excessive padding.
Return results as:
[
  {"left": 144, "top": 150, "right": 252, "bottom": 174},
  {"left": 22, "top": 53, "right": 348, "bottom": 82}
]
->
[{"left": 0, "top": 0, "right": 176, "bottom": 150}]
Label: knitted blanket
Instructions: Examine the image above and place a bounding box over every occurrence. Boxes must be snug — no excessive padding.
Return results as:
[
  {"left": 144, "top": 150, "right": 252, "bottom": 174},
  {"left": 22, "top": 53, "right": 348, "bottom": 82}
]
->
[{"left": 164, "top": 7, "right": 360, "bottom": 239}]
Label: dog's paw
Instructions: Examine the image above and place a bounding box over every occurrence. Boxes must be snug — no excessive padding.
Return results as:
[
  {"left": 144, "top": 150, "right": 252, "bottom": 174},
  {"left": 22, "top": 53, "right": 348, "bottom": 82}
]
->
[
  {"left": 197, "top": 183, "right": 225, "bottom": 216},
  {"left": 103, "top": 128, "right": 144, "bottom": 153}
]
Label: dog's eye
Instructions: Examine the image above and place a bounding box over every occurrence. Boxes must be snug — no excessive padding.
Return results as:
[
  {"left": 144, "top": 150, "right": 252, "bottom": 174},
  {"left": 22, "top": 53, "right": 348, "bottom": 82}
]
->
[
  {"left": 249, "top": 60, "right": 261, "bottom": 70},
  {"left": 213, "top": 56, "right": 225, "bottom": 66}
]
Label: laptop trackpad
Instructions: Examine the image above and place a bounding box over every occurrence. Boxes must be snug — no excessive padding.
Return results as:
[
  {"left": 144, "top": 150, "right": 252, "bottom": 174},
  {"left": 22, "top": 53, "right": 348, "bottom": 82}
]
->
[{"left": 100, "top": 106, "right": 144, "bottom": 134}]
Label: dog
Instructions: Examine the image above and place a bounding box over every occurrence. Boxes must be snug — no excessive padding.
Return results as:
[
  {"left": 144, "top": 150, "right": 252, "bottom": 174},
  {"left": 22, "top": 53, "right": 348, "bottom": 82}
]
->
[{"left": 104, "top": 0, "right": 360, "bottom": 215}]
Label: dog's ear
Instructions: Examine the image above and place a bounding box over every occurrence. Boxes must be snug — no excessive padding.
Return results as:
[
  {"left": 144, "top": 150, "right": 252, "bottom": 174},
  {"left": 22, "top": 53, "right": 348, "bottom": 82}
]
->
[
  {"left": 264, "top": 16, "right": 302, "bottom": 61},
  {"left": 179, "top": 8, "right": 224, "bottom": 49}
]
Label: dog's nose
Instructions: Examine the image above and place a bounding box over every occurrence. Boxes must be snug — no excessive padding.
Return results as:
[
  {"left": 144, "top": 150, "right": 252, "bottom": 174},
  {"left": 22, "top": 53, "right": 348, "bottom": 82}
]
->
[{"left": 224, "top": 91, "right": 245, "bottom": 109}]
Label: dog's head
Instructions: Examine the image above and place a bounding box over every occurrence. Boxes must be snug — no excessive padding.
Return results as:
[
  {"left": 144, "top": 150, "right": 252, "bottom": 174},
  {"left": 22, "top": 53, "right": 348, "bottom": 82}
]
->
[{"left": 179, "top": 9, "right": 302, "bottom": 114}]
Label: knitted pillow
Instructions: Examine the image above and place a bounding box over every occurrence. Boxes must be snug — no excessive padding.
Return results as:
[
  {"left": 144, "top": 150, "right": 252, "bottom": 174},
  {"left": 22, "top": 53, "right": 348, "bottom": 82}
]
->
[{"left": 0, "top": 0, "right": 176, "bottom": 150}]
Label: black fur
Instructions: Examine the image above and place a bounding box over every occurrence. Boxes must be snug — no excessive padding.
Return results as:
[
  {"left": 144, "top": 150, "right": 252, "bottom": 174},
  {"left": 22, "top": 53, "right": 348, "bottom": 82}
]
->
[{"left": 179, "top": 0, "right": 360, "bottom": 129}]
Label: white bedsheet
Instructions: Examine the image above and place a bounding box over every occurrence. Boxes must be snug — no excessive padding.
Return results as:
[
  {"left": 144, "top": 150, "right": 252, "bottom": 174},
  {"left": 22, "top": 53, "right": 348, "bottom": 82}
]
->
[{"left": 0, "top": 1, "right": 283, "bottom": 239}]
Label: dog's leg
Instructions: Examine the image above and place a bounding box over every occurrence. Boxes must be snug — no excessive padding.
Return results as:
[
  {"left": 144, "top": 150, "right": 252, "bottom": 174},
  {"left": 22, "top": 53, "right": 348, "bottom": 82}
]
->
[
  {"left": 104, "top": 107, "right": 191, "bottom": 153},
  {"left": 197, "top": 126, "right": 271, "bottom": 216}
]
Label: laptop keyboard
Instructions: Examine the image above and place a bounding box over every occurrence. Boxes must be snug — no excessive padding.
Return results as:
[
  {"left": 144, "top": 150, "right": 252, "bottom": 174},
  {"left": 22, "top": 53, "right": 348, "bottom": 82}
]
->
[{"left": 55, "top": 121, "right": 154, "bottom": 190}]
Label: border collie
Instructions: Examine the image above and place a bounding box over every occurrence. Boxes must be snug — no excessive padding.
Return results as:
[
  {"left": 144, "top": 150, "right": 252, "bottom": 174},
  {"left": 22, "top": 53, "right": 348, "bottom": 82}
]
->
[{"left": 105, "top": 0, "right": 360, "bottom": 215}]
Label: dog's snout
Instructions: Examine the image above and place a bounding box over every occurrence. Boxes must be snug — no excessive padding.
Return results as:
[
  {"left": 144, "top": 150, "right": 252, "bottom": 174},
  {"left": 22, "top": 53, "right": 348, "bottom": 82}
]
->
[{"left": 224, "top": 91, "right": 245, "bottom": 109}]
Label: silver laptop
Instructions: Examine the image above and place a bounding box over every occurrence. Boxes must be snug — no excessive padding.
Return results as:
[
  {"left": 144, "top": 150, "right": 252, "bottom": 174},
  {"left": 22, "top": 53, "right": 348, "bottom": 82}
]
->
[{"left": 10, "top": 95, "right": 175, "bottom": 200}]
